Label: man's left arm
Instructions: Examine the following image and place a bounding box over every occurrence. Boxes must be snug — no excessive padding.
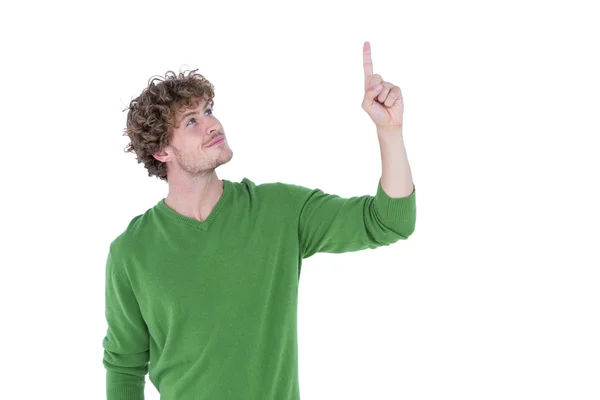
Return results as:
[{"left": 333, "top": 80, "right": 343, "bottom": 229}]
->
[
  {"left": 362, "top": 40, "right": 414, "bottom": 199},
  {"left": 285, "top": 127, "right": 416, "bottom": 259},
  {"left": 377, "top": 127, "right": 414, "bottom": 199},
  {"left": 285, "top": 41, "right": 417, "bottom": 259}
]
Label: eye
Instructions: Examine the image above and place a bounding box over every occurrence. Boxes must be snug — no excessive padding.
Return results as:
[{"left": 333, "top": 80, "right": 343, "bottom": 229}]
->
[{"left": 186, "top": 109, "right": 213, "bottom": 127}]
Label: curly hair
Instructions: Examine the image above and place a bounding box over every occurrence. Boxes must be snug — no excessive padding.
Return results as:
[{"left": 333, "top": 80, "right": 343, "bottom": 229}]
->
[{"left": 123, "top": 69, "right": 215, "bottom": 182}]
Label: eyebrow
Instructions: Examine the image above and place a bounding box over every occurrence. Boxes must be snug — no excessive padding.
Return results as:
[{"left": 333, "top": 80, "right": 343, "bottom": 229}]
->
[{"left": 179, "top": 100, "right": 214, "bottom": 125}]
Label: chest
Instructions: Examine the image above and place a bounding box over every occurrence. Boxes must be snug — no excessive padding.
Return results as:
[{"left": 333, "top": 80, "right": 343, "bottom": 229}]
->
[{"left": 129, "top": 226, "right": 299, "bottom": 337}]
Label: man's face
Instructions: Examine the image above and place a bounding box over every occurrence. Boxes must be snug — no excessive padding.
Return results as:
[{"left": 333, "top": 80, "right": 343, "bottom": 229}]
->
[{"left": 161, "top": 98, "right": 233, "bottom": 177}]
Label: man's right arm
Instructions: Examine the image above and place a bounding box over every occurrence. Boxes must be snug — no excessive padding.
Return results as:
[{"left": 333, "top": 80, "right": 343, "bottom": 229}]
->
[{"left": 102, "top": 249, "right": 149, "bottom": 400}]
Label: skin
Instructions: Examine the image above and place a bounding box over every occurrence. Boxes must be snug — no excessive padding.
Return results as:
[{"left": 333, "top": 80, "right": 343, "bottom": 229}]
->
[
  {"left": 361, "top": 41, "right": 404, "bottom": 129},
  {"left": 361, "top": 41, "right": 413, "bottom": 198},
  {"left": 152, "top": 98, "right": 233, "bottom": 222}
]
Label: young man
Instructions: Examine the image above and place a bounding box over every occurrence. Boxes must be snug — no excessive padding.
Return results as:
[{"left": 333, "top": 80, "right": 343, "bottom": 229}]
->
[{"left": 102, "top": 42, "right": 416, "bottom": 400}]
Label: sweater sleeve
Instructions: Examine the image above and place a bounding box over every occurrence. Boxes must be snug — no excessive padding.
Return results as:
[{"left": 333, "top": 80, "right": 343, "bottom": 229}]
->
[
  {"left": 102, "top": 249, "right": 149, "bottom": 400},
  {"left": 285, "top": 178, "right": 416, "bottom": 259}
]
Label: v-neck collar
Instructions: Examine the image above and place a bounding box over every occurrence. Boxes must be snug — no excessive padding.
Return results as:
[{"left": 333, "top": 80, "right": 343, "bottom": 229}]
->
[{"left": 154, "top": 179, "right": 232, "bottom": 231}]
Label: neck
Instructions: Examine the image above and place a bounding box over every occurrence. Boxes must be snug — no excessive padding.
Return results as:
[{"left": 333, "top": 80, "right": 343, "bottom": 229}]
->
[{"left": 164, "top": 171, "right": 224, "bottom": 222}]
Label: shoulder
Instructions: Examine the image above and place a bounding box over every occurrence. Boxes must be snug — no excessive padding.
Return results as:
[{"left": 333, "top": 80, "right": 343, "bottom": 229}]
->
[
  {"left": 234, "top": 177, "right": 313, "bottom": 213},
  {"left": 236, "top": 177, "right": 295, "bottom": 199},
  {"left": 107, "top": 211, "right": 147, "bottom": 261}
]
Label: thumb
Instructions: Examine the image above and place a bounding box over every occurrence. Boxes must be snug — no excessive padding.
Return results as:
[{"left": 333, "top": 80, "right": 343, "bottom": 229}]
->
[{"left": 362, "top": 83, "right": 383, "bottom": 111}]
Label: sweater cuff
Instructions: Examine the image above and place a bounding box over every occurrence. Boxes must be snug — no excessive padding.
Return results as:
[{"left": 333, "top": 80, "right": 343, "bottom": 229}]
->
[
  {"left": 107, "top": 386, "right": 144, "bottom": 400},
  {"left": 374, "top": 179, "right": 416, "bottom": 222},
  {"left": 106, "top": 370, "right": 145, "bottom": 400}
]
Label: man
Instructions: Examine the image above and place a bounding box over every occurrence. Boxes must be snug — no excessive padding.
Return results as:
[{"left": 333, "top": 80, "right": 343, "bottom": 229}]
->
[{"left": 102, "top": 41, "right": 416, "bottom": 400}]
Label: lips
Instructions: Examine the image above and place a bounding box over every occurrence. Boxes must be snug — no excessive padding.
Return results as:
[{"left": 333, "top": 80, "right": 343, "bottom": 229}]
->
[{"left": 207, "top": 136, "right": 225, "bottom": 147}]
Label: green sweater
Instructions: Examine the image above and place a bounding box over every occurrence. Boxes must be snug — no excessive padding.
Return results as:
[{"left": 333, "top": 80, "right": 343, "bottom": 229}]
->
[{"left": 102, "top": 177, "right": 416, "bottom": 400}]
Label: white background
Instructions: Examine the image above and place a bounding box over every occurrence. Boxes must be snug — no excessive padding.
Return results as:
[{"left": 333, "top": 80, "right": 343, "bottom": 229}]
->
[{"left": 1, "top": 0, "right": 599, "bottom": 399}]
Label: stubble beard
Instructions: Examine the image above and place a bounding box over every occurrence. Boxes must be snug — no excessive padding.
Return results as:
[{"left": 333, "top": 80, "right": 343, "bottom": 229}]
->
[{"left": 173, "top": 146, "right": 232, "bottom": 178}]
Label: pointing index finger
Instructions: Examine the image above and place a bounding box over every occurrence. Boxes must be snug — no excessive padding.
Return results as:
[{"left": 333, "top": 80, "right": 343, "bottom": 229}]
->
[{"left": 363, "top": 41, "right": 373, "bottom": 88}]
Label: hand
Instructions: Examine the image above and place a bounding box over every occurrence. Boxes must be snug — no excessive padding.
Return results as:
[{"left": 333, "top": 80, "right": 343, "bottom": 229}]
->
[{"left": 361, "top": 41, "right": 404, "bottom": 132}]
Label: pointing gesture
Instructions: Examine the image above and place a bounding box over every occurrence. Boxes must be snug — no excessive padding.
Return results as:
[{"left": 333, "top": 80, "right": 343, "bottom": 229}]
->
[{"left": 361, "top": 41, "right": 404, "bottom": 132}]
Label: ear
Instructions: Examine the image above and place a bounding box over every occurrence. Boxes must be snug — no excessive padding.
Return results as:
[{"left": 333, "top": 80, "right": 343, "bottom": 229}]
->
[{"left": 153, "top": 149, "right": 169, "bottom": 163}]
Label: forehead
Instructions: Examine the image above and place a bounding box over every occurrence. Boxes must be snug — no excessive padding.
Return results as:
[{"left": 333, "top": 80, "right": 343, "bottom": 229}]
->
[{"left": 177, "top": 97, "right": 209, "bottom": 114}]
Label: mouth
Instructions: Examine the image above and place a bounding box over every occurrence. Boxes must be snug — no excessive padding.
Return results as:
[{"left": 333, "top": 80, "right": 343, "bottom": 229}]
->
[{"left": 207, "top": 136, "right": 225, "bottom": 147}]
